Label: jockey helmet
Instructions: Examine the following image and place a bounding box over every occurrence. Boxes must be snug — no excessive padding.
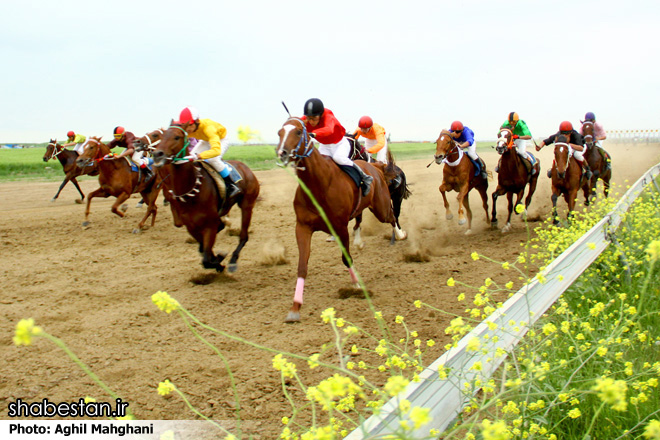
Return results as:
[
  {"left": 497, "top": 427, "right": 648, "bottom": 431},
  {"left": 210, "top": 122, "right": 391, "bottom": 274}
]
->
[
  {"left": 67, "top": 131, "right": 75, "bottom": 138},
  {"left": 358, "top": 116, "right": 373, "bottom": 129},
  {"left": 177, "top": 106, "right": 200, "bottom": 124},
  {"left": 450, "top": 121, "right": 464, "bottom": 132},
  {"left": 303, "top": 98, "right": 324, "bottom": 117},
  {"left": 584, "top": 111, "right": 596, "bottom": 121},
  {"left": 113, "top": 126, "right": 125, "bottom": 138},
  {"left": 508, "top": 112, "right": 519, "bottom": 124},
  {"left": 559, "top": 121, "right": 573, "bottom": 133}
]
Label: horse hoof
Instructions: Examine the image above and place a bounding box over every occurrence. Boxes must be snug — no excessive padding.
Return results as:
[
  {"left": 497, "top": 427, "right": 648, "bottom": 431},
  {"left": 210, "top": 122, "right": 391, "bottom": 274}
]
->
[
  {"left": 446, "top": 213, "right": 454, "bottom": 220},
  {"left": 502, "top": 224, "right": 512, "bottom": 233},
  {"left": 50, "top": 198, "right": 56, "bottom": 203},
  {"left": 285, "top": 312, "right": 300, "bottom": 323},
  {"left": 490, "top": 222, "right": 498, "bottom": 230},
  {"left": 215, "top": 264, "right": 225, "bottom": 273},
  {"left": 228, "top": 263, "right": 238, "bottom": 273},
  {"left": 82, "top": 221, "right": 90, "bottom": 228},
  {"left": 326, "top": 235, "right": 336, "bottom": 242},
  {"left": 75, "top": 199, "right": 83, "bottom": 204},
  {"left": 136, "top": 202, "right": 144, "bottom": 208},
  {"left": 132, "top": 228, "right": 141, "bottom": 234},
  {"left": 121, "top": 204, "right": 128, "bottom": 213},
  {"left": 356, "top": 242, "right": 365, "bottom": 250},
  {"left": 458, "top": 218, "right": 467, "bottom": 226},
  {"left": 464, "top": 229, "right": 472, "bottom": 235}
]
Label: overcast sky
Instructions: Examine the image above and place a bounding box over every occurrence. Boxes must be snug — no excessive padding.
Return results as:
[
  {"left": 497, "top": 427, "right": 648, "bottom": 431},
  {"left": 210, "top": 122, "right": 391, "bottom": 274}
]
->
[{"left": 2, "top": 0, "right": 659, "bottom": 143}]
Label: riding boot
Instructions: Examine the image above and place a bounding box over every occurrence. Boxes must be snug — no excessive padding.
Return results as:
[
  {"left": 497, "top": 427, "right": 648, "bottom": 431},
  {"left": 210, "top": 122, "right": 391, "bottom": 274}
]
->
[
  {"left": 477, "top": 157, "right": 488, "bottom": 180},
  {"left": 579, "top": 160, "right": 593, "bottom": 180},
  {"left": 223, "top": 175, "right": 242, "bottom": 199},
  {"left": 352, "top": 163, "right": 373, "bottom": 196},
  {"left": 140, "top": 164, "right": 153, "bottom": 181},
  {"left": 547, "top": 169, "right": 552, "bottom": 178}
]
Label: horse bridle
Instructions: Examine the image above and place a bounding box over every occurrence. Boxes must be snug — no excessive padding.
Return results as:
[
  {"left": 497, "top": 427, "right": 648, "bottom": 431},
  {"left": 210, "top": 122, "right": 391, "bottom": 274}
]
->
[
  {"left": 582, "top": 122, "right": 594, "bottom": 147},
  {"left": 45, "top": 142, "right": 63, "bottom": 161},
  {"left": 277, "top": 118, "right": 313, "bottom": 166},
  {"left": 76, "top": 138, "right": 103, "bottom": 167},
  {"left": 136, "top": 129, "right": 164, "bottom": 152},
  {"left": 434, "top": 134, "right": 459, "bottom": 162},
  {"left": 496, "top": 129, "right": 515, "bottom": 153}
]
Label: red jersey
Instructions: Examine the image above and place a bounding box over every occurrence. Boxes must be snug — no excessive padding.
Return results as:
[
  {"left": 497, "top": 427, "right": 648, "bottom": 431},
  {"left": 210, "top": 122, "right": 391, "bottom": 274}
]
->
[{"left": 302, "top": 109, "right": 345, "bottom": 144}]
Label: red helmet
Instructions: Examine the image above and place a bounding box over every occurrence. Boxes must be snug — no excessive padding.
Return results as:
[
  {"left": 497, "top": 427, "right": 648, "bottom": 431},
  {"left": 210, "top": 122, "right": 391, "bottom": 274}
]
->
[
  {"left": 67, "top": 131, "right": 75, "bottom": 138},
  {"left": 113, "top": 126, "right": 125, "bottom": 136},
  {"left": 559, "top": 121, "right": 573, "bottom": 132},
  {"left": 450, "top": 121, "right": 464, "bottom": 132},
  {"left": 358, "top": 116, "right": 373, "bottom": 129},
  {"left": 177, "top": 106, "right": 200, "bottom": 124}
]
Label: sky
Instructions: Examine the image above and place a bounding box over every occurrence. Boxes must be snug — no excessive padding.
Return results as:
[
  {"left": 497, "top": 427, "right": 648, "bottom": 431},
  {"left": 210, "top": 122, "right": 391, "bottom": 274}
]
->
[{"left": 2, "top": 0, "right": 659, "bottom": 144}]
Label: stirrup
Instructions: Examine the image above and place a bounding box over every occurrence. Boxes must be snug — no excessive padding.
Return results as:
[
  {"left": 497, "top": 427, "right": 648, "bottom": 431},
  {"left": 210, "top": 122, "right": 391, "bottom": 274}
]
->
[
  {"left": 361, "top": 177, "right": 373, "bottom": 196},
  {"left": 226, "top": 183, "right": 241, "bottom": 198}
]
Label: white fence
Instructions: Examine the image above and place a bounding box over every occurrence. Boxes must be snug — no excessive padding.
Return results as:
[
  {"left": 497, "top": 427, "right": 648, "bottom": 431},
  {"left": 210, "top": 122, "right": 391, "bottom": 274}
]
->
[
  {"left": 346, "top": 163, "right": 660, "bottom": 439},
  {"left": 608, "top": 129, "right": 660, "bottom": 143}
]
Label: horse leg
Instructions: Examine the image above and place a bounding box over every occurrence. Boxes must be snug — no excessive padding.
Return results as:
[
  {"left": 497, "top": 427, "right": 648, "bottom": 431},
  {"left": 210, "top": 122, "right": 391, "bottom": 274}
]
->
[
  {"left": 391, "top": 189, "right": 407, "bottom": 242},
  {"left": 337, "top": 226, "right": 359, "bottom": 287},
  {"left": 503, "top": 192, "right": 514, "bottom": 233},
  {"left": 352, "top": 213, "right": 365, "bottom": 250},
  {"left": 460, "top": 192, "right": 473, "bottom": 234},
  {"left": 52, "top": 177, "right": 71, "bottom": 202},
  {"left": 603, "top": 173, "right": 611, "bottom": 198},
  {"left": 439, "top": 184, "right": 453, "bottom": 220},
  {"left": 456, "top": 185, "right": 469, "bottom": 226},
  {"left": 110, "top": 193, "right": 132, "bottom": 218},
  {"left": 227, "top": 198, "right": 256, "bottom": 273},
  {"left": 491, "top": 186, "right": 505, "bottom": 229},
  {"left": 287, "top": 223, "right": 313, "bottom": 323},
  {"left": 524, "top": 175, "right": 539, "bottom": 217},
  {"left": 566, "top": 189, "right": 578, "bottom": 222},
  {"left": 133, "top": 191, "right": 159, "bottom": 234},
  {"left": 82, "top": 188, "right": 108, "bottom": 227},
  {"left": 551, "top": 191, "right": 560, "bottom": 226},
  {"left": 478, "top": 186, "right": 490, "bottom": 226},
  {"left": 70, "top": 177, "right": 85, "bottom": 203},
  {"left": 200, "top": 227, "right": 224, "bottom": 272}
]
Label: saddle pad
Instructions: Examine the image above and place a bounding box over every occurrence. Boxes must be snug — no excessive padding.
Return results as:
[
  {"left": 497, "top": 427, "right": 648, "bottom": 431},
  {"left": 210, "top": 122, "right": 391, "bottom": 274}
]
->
[
  {"left": 527, "top": 152, "right": 538, "bottom": 166},
  {"left": 338, "top": 165, "right": 361, "bottom": 190},
  {"left": 199, "top": 162, "right": 226, "bottom": 200}
]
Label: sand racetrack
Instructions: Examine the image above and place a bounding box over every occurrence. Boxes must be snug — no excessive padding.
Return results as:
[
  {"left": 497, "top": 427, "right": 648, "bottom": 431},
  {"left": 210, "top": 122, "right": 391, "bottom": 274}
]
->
[{"left": 1, "top": 142, "right": 658, "bottom": 437}]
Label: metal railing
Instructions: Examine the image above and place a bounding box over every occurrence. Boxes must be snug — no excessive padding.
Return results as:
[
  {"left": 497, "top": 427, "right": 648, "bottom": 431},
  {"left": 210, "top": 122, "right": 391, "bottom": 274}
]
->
[{"left": 346, "top": 163, "right": 660, "bottom": 439}]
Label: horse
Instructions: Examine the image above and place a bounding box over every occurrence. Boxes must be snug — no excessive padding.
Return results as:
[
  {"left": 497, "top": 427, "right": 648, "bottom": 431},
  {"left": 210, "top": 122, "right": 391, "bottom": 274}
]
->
[
  {"left": 581, "top": 121, "right": 612, "bottom": 199},
  {"left": 277, "top": 117, "right": 406, "bottom": 323},
  {"left": 75, "top": 137, "right": 160, "bottom": 232},
  {"left": 549, "top": 135, "right": 591, "bottom": 225},
  {"left": 490, "top": 128, "right": 540, "bottom": 232},
  {"left": 152, "top": 123, "right": 260, "bottom": 273},
  {"left": 433, "top": 130, "right": 489, "bottom": 234},
  {"left": 42, "top": 139, "right": 98, "bottom": 203}
]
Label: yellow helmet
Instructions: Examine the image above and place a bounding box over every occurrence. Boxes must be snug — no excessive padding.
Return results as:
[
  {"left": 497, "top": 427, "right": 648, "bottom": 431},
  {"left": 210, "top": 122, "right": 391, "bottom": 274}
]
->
[{"left": 508, "top": 112, "right": 519, "bottom": 123}]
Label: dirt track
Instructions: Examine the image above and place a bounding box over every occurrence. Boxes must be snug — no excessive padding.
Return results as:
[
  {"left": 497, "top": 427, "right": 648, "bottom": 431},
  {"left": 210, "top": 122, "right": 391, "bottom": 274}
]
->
[{"left": 1, "top": 142, "right": 657, "bottom": 437}]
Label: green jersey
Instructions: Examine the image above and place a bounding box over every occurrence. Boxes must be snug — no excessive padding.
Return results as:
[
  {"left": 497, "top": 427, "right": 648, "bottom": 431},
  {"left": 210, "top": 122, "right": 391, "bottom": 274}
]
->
[{"left": 502, "top": 120, "right": 532, "bottom": 137}]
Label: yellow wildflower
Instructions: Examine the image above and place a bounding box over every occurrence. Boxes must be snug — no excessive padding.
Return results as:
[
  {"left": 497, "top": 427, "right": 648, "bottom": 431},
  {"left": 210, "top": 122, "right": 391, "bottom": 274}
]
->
[
  {"left": 13, "top": 318, "right": 43, "bottom": 346},
  {"left": 151, "top": 291, "right": 180, "bottom": 314},
  {"left": 157, "top": 380, "right": 175, "bottom": 396},
  {"left": 471, "top": 252, "right": 480, "bottom": 261},
  {"left": 410, "top": 406, "right": 431, "bottom": 429}
]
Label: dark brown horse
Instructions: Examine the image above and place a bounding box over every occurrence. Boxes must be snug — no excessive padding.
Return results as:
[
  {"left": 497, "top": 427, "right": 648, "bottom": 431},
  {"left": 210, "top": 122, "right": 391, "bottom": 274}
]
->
[
  {"left": 491, "top": 128, "right": 540, "bottom": 232},
  {"left": 581, "top": 121, "right": 612, "bottom": 199},
  {"left": 277, "top": 117, "right": 406, "bottom": 322},
  {"left": 549, "top": 135, "right": 591, "bottom": 225},
  {"left": 43, "top": 139, "right": 98, "bottom": 203},
  {"left": 434, "top": 130, "right": 489, "bottom": 234},
  {"left": 152, "top": 123, "right": 260, "bottom": 273},
  {"left": 75, "top": 137, "right": 159, "bottom": 232}
]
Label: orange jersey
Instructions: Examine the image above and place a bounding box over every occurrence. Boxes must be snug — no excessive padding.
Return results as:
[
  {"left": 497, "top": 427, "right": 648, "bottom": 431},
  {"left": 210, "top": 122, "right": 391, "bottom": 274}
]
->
[{"left": 353, "top": 123, "right": 386, "bottom": 153}]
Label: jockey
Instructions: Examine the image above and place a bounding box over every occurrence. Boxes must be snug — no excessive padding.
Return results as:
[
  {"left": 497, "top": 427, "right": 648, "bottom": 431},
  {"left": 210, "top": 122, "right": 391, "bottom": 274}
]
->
[
  {"left": 352, "top": 116, "right": 388, "bottom": 163},
  {"left": 499, "top": 112, "right": 537, "bottom": 175},
  {"left": 448, "top": 121, "right": 487, "bottom": 180},
  {"left": 536, "top": 121, "right": 592, "bottom": 179},
  {"left": 62, "top": 131, "right": 87, "bottom": 155},
  {"left": 302, "top": 98, "right": 373, "bottom": 196},
  {"left": 107, "top": 126, "right": 152, "bottom": 179},
  {"left": 177, "top": 106, "right": 241, "bottom": 198},
  {"left": 579, "top": 111, "right": 612, "bottom": 171}
]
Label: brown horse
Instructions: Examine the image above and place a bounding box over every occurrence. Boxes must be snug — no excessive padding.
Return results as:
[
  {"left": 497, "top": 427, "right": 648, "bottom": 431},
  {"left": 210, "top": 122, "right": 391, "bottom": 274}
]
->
[
  {"left": 277, "top": 117, "right": 406, "bottom": 323},
  {"left": 549, "top": 135, "right": 591, "bottom": 225},
  {"left": 581, "top": 121, "right": 612, "bottom": 199},
  {"left": 75, "top": 137, "right": 159, "bottom": 232},
  {"left": 43, "top": 139, "right": 98, "bottom": 203},
  {"left": 491, "top": 128, "right": 540, "bottom": 232},
  {"left": 434, "top": 130, "right": 489, "bottom": 234},
  {"left": 152, "top": 123, "right": 260, "bottom": 273}
]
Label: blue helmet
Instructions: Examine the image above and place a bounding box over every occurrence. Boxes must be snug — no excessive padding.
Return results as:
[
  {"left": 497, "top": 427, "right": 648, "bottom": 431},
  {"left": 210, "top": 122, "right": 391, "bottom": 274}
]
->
[{"left": 584, "top": 111, "right": 596, "bottom": 121}]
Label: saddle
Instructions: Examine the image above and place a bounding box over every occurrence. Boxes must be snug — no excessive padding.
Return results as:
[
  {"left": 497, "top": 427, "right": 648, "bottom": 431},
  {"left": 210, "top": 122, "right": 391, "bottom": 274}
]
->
[
  {"left": 338, "top": 164, "right": 362, "bottom": 190},
  {"left": 199, "top": 162, "right": 243, "bottom": 212}
]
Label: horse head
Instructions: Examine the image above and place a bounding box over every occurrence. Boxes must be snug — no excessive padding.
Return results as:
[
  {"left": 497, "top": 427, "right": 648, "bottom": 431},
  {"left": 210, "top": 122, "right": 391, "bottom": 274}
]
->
[
  {"left": 582, "top": 121, "right": 595, "bottom": 148},
  {"left": 153, "top": 121, "right": 192, "bottom": 168},
  {"left": 43, "top": 139, "right": 59, "bottom": 162},
  {"left": 134, "top": 128, "right": 166, "bottom": 153},
  {"left": 276, "top": 117, "right": 312, "bottom": 166},
  {"left": 434, "top": 129, "right": 457, "bottom": 164},
  {"left": 496, "top": 128, "right": 514, "bottom": 155},
  {"left": 553, "top": 134, "right": 571, "bottom": 179},
  {"left": 76, "top": 136, "right": 105, "bottom": 168}
]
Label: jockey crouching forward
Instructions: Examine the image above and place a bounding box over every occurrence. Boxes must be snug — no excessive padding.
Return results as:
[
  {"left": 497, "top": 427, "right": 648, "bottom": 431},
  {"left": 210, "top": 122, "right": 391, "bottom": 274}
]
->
[
  {"left": 62, "top": 131, "right": 87, "bottom": 155},
  {"left": 579, "top": 111, "right": 612, "bottom": 171},
  {"left": 352, "top": 116, "right": 388, "bottom": 163},
  {"left": 177, "top": 106, "right": 241, "bottom": 198},
  {"left": 108, "top": 126, "right": 153, "bottom": 180},
  {"left": 499, "top": 112, "right": 538, "bottom": 175},
  {"left": 449, "top": 121, "right": 487, "bottom": 180},
  {"left": 536, "top": 121, "right": 592, "bottom": 179},
  {"left": 302, "top": 98, "right": 373, "bottom": 196}
]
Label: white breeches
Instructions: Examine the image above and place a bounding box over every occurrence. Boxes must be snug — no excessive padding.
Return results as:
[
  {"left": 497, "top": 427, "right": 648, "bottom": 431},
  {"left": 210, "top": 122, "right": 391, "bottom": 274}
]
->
[
  {"left": 462, "top": 143, "right": 478, "bottom": 161},
  {"left": 73, "top": 143, "right": 85, "bottom": 154},
  {"left": 573, "top": 149, "right": 585, "bottom": 162},
  {"left": 191, "top": 139, "right": 229, "bottom": 173},
  {"left": 318, "top": 137, "right": 354, "bottom": 167},
  {"left": 365, "top": 137, "right": 389, "bottom": 163},
  {"left": 131, "top": 151, "right": 149, "bottom": 167}
]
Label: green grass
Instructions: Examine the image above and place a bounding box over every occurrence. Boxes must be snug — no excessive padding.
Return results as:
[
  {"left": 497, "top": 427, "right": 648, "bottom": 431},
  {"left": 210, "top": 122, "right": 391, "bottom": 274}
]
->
[{"left": 0, "top": 142, "right": 494, "bottom": 181}]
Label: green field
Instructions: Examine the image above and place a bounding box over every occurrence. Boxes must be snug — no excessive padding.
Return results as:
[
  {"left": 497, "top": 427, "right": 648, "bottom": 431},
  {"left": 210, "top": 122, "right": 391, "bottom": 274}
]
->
[{"left": 0, "top": 142, "right": 493, "bottom": 181}]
